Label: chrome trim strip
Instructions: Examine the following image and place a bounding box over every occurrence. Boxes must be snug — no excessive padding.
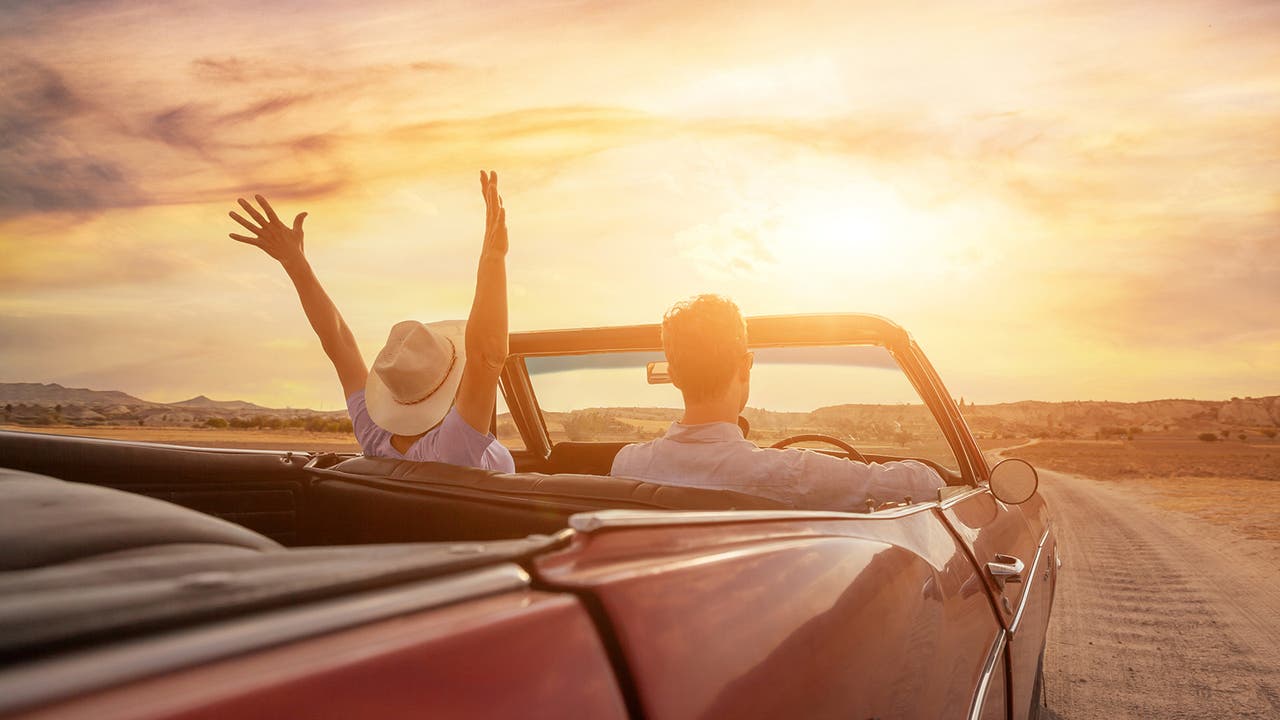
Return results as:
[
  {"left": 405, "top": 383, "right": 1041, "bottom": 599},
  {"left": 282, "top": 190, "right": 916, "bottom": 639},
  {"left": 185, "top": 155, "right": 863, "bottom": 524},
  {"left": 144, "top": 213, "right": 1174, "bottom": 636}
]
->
[
  {"left": 1008, "top": 522, "right": 1053, "bottom": 634},
  {"left": 0, "top": 565, "right": 530, "bottom": 716},
  {"left": 938, "top": 484, "right": 988, "bottom": 509},
  {"left": 968, "top": 629, "right": 1008, "bottom": 720},
  {"left": 567, "top": 503, "right": 942, "bottom": 532}
]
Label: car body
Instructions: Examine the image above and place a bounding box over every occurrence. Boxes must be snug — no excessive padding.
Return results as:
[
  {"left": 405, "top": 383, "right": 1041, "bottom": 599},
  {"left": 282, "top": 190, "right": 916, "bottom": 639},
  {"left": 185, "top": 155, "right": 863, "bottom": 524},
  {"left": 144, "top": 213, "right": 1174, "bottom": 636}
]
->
[{"left": 0, "top": 313, "right": 1055, "bottom": 719}]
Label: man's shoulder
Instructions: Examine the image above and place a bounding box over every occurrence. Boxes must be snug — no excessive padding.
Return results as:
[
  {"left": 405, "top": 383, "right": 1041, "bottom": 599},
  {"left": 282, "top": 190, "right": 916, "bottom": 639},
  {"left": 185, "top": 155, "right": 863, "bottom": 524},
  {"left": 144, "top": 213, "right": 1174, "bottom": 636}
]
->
[{"left": 610, "top": 438, "right": 658, "bottom": 473}]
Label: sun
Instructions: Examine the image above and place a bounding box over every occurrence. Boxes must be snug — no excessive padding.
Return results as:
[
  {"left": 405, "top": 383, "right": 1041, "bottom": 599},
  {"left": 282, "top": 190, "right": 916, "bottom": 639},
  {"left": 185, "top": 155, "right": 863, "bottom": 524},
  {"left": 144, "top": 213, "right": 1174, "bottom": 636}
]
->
[{"left": 765, "top": 179, "right": 936, "bottom": 270}]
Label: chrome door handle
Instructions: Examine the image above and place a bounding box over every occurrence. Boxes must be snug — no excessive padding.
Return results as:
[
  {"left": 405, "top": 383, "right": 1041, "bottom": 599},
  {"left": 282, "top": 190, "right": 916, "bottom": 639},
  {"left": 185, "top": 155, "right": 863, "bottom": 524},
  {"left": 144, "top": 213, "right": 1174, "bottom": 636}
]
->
[{"left": 987, "top": 554, "right": 1025, "bottom": 590}]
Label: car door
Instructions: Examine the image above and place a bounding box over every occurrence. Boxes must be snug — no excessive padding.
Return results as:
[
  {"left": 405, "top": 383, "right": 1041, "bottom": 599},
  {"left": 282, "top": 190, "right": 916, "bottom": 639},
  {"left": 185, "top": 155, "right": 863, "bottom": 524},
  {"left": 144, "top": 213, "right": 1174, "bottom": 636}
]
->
[
  {"left": 902, "top": 339, "right": 1055, "bottom": 718},
  {"left": 535, "top": 507, "right": 1006, "bottom": 720},
  {"left": 940, "top": 486, "right": 1052, "bottom": 720}
]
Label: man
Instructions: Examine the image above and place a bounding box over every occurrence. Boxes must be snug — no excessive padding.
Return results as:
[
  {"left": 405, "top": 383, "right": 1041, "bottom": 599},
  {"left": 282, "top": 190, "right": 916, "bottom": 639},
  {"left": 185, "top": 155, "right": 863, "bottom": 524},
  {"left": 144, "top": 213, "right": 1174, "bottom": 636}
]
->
[
  {"left": 226, "top": 171, "right": 514, "bottom": 472},
  {"left": 610, "top": 294, "right": 943, "bottom": 509}
]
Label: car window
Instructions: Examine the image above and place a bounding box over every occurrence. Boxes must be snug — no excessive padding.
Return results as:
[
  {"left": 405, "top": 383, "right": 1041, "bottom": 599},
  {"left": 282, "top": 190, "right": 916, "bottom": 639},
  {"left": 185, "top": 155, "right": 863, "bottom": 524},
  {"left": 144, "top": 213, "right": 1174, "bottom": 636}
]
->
[
  {"left": 494, "top": 393, "right": 526, "bottom": 451},
  {"left": 523, "top": 345, "right": 961, "bottom": 472}
]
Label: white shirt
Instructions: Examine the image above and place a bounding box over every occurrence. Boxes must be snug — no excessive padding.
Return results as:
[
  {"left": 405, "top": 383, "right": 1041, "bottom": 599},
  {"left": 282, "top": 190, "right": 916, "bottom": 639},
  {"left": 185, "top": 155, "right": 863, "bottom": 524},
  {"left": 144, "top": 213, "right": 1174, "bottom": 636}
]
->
[
  {"left": 346, "top": 390, "right": 515, "bottom": 473},
  {"left": 611, "top": 421, "right": 945, "bottom": 510}
]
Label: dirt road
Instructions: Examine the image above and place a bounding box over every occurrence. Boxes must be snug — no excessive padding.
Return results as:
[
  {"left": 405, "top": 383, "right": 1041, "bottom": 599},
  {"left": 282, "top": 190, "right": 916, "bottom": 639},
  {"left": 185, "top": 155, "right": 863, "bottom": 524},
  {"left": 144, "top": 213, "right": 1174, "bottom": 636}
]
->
[{"left": 1036, "top": 467, "right": 1280, "bottom": 718}]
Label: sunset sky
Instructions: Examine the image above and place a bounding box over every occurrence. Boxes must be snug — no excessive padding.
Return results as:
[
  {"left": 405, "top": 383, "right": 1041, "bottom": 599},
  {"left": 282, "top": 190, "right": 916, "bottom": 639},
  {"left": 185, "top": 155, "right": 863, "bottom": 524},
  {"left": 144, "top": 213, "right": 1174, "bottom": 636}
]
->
[{"left": 1, "top": 0, "right": 1277, "bottom": 410}]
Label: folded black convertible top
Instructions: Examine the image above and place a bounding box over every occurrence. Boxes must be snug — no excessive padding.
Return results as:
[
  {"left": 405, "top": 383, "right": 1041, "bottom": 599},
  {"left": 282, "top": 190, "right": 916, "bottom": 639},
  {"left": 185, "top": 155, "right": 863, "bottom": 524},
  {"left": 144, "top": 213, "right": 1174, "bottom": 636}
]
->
[{"left": 0, "top": 469, "right": 561, "bottom": 664}]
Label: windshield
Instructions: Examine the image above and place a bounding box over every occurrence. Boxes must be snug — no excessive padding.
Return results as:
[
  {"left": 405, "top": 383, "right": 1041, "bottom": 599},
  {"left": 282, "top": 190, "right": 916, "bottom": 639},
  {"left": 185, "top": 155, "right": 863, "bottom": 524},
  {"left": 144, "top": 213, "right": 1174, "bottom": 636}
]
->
[{"left": 509, "top": 345, "right": 960, "bottom": 472}]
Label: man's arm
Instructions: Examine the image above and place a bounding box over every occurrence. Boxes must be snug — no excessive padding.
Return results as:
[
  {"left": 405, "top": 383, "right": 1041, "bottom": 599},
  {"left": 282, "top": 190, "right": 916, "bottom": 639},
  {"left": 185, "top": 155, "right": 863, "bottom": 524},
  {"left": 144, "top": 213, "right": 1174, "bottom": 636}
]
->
[
  {"left": 228, "top": 195, "right": 368, "bottom": 398},
  {"left": 454, "top": 171, "right": 509, "bottom": 434},
  {"left": 794, "top": 452, "right": 944, "bottom": 510}
]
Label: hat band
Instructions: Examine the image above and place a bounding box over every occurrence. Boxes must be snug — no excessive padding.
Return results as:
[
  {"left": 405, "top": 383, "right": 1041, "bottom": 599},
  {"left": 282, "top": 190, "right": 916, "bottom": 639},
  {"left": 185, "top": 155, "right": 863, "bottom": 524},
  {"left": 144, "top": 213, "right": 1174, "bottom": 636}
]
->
[{"left": 392, "top": 338, "right": 458, "bottom": 405}]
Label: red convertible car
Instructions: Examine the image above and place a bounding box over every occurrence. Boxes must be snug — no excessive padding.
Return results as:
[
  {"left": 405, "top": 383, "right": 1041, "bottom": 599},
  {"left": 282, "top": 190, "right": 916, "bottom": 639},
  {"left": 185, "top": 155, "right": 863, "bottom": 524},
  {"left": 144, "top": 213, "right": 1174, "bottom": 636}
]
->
[{"left": 0, "top": 314, "right": 1054, "bottom": 719}]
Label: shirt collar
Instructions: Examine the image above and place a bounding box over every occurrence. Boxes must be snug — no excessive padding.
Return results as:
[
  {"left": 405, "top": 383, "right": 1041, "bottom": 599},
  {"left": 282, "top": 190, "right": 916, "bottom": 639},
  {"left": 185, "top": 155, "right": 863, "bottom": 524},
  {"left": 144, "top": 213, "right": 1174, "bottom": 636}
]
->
[{"left": 664, "top": 421, "right": 745, "bottom": 444}]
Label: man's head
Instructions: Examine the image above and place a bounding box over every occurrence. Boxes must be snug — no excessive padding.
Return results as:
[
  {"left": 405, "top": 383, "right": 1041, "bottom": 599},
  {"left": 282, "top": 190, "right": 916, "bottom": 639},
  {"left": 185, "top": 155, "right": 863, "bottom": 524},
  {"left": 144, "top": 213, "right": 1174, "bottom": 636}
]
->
[{"left": 662, "top": 294, "right": 752, "bottom": 411}]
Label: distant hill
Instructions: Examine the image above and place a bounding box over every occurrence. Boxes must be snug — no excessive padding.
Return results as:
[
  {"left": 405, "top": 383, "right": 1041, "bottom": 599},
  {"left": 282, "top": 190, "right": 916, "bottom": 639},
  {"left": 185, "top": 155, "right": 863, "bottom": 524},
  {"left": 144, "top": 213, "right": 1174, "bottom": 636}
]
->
[
  {"left": 2, "top": 382, "right": 1276, "bottom": 434},
  {"left": 956, "top": 397, "right": 1280, "bottom": 433},
  {"left": 0, "top": 383, "right": 147, "bottom": 407},
  {"left": 0, "top": 383, "right": 340, "bottom": 428},
  {"left": 167, "top": 395, "right": 269, "bottom": 412}
]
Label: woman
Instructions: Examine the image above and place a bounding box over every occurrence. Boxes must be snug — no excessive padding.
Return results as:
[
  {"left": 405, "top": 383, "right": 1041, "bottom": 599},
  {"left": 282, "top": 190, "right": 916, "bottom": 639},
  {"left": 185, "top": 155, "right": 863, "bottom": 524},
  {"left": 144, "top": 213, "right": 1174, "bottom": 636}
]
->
[{"left": 226, "top": 172, "right": 515, "bottom": 472}]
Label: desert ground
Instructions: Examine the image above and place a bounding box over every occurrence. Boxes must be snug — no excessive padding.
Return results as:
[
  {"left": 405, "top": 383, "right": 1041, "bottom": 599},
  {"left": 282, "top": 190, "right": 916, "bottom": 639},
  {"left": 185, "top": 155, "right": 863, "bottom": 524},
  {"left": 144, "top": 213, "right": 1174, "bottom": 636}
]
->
[{"left": 1011, "top": 437, "right": 1280, "bottom": 542}]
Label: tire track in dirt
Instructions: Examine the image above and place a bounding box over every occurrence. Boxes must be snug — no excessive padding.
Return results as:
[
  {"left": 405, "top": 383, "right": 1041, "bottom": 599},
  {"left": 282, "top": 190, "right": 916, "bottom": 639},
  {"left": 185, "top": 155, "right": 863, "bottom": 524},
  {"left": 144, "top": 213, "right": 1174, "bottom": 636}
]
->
[{"left": 1035, "top": 467, "right": 1280, "bottom": 719}]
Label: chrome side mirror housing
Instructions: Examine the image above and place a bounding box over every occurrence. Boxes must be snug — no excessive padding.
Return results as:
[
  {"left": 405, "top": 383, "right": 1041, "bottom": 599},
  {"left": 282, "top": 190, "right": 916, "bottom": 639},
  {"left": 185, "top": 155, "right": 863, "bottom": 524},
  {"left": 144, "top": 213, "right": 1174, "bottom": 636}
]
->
[{"left": 989, "top": 458, "right": 1038, "bottom": 504}]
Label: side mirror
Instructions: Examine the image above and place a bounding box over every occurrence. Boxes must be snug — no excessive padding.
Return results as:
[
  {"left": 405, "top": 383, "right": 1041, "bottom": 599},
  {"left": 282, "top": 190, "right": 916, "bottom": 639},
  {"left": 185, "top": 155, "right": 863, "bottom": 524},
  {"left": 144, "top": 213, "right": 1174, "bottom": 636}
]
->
[
  {"left": 989, "top": 458, "right": 1038, "bottom": 504},
  {"left": 646, "top": 361, "right": 672, "bottom": 385}
]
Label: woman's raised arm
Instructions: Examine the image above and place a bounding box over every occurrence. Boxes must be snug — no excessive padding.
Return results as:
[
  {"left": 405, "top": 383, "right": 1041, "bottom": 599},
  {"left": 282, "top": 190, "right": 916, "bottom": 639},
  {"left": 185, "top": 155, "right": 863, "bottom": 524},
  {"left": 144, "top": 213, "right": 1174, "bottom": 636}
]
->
[
  {"left": 453, "top": 171, "right": 510, "bottom": 434},
  {"left": 228, "top": 195, "right": 368, "bottom": 398}
]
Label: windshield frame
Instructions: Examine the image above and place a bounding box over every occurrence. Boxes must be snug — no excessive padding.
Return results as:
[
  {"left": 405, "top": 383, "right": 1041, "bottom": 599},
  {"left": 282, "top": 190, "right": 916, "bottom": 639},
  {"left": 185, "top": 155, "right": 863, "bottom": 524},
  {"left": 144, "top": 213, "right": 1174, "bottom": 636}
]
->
[{"left": 498, "top": 314, "right": 981, "bottom": 485}]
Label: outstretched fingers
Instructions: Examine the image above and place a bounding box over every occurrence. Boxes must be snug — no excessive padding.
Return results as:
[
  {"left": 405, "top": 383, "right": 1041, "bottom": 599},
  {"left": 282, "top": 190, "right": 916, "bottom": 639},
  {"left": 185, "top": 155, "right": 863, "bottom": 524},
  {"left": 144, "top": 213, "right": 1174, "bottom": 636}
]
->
[
  {"left": 236, "top": 198, "right": 267, "bottom": 226},
  {"left": 229, "top": 233, "right": 261, "bottom": 246},
  {"left": 229, "top": 211, "right": 261, "bottom": 234},
  {"left": 484, "top": 170, "right": 501, "bottom": 225},
  {"left": 478, "top": 170, "right": 506, "bottom": 251},
  {"left": 255, "top": 194, "right": 281, "bottom": 225}
]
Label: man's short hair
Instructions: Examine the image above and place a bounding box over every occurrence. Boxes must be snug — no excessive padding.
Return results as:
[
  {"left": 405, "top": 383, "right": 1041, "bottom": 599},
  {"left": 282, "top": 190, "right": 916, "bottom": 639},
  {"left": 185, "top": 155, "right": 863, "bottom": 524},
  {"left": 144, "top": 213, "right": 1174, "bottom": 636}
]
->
[{"left": 662, "top": 294, "right": 748, "bottom": 402}]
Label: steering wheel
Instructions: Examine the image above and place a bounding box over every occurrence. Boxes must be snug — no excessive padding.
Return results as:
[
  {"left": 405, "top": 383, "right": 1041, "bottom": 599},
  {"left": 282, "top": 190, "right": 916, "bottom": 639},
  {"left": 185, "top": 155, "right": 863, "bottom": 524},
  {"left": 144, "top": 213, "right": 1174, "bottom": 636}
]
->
[{"left": 770, "top": 434, "right": 868, "bottom": 463}]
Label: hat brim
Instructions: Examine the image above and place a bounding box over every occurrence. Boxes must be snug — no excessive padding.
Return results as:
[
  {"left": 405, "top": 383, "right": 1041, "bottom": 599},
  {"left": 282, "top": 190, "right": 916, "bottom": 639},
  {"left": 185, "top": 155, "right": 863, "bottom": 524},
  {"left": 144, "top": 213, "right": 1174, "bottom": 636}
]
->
[{"left": 364, "top": 319, "right": 467, "bottom": 436}]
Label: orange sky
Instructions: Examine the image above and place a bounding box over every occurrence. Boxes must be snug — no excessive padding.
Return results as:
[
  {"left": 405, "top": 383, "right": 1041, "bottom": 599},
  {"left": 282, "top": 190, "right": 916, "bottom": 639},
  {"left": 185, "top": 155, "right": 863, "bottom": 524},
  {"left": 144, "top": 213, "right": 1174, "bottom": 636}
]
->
[{"left": 1, "top": 0, "right": 1277, "bottom": 409}]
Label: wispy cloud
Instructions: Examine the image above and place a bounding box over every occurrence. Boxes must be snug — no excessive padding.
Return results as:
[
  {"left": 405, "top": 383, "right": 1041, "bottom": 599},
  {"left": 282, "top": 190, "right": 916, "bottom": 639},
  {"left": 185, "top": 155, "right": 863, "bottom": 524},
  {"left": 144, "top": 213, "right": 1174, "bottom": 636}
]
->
[
  {"left": 0, "top": 58, "right": 148, "bottom": 218},
  {"left": 1, "top": 0, "right": 1278, "bottom": 405}
]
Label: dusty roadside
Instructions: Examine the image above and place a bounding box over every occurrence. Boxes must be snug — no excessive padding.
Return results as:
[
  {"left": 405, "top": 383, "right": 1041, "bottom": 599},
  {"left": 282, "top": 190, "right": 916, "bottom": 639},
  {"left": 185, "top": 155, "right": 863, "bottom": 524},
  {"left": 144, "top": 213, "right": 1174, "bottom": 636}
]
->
[
  {"left": 1033, "top": 466, "right": 1280, "bottom": 718},
  {"left": 0, "top": 425, "right": 361, "bottom": 452}
]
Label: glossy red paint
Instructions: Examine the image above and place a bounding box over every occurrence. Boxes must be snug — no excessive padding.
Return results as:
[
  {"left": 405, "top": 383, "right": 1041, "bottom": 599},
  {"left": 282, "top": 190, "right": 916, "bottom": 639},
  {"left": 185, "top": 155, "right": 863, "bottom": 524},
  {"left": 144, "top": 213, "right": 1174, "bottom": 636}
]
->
[
  {"left": 1008, "top": 532, "right": 1056, "bottom": 720},
  {"left": 535, "top": 509, "right": 1004, "bottom": 719},
  {"left": 941, "top": 487, "right": 1054, "bottom": 720},
  {"left": 14, "top": 590, "right": 628, "bottom": 720},
  {"left": 942, "top": 489, "right": 1038, "bottom": 623},
  {"left": 1017, "top": 490, "right": 1052, "bottom": 542}
]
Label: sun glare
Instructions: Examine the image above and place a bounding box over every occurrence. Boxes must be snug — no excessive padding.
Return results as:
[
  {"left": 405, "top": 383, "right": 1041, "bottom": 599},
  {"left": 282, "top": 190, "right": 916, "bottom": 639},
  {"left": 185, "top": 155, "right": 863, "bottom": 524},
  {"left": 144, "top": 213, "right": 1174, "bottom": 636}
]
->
[{"left": 0, "top": 1, "right": 1274, "bottom": 406}]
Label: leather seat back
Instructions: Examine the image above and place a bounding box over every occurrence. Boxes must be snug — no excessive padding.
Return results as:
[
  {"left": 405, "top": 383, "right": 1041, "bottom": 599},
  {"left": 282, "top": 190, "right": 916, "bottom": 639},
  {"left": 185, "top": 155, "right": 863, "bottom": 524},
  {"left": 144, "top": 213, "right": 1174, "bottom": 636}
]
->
[
  {"left": 303, "top": 456, "right": 788, "bottom": 544},
  {"left": 545, "top": 441, "right": 630, "bottom": 475}
]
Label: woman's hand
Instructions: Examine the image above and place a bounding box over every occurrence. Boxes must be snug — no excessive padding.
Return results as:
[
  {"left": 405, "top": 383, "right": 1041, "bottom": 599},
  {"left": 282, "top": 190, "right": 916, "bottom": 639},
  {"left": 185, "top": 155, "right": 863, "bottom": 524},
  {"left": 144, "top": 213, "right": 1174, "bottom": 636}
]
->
[
  {"left": 480, "top": 171, "right": 508, "bottom": 258},
  {"left": 229, "top": 195, "right": 308, "bottom": 268}
]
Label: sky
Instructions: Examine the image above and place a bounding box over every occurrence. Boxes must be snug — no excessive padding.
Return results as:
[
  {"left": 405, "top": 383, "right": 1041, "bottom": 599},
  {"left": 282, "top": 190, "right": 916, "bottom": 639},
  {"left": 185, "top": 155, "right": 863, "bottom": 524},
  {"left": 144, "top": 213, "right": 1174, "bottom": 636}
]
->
[{"left": 1, "top": 0, "right": 1277, "bottom": 409}]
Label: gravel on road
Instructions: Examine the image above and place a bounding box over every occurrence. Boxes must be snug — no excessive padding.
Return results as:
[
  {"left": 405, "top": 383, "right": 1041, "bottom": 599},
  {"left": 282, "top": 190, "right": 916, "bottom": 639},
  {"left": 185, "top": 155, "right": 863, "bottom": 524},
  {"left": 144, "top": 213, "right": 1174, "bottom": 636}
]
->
[{"left": 1036, "top": 467, "right": 1280, "bottom": 719}]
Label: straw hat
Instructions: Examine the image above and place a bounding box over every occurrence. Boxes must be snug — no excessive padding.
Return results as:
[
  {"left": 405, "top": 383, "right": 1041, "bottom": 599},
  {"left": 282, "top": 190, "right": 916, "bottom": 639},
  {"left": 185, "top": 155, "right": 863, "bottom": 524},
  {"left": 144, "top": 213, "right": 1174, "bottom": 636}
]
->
[{"left": 364, "top": 320, "right": 467, "bottom": 435}]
